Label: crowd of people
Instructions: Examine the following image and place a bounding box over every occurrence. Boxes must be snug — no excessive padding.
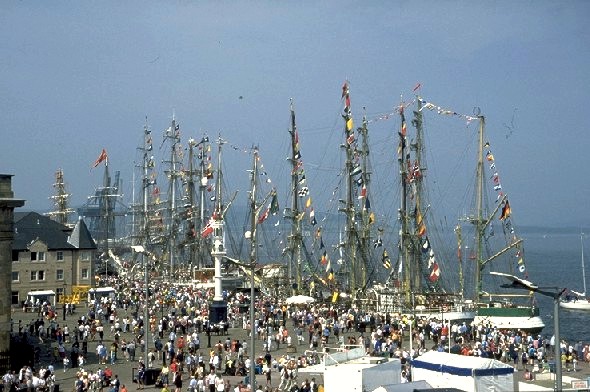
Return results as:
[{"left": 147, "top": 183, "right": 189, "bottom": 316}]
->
[{"left": 11, "top": 274, "right": 590, "bottom": 391}]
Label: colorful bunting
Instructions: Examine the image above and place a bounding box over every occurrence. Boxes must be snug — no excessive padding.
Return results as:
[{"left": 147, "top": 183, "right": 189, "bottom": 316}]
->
[
  {"left": 270, "top": 190, "right": 279, "bottom": 215},
  {"left": 358, "top": 185, "right": 367, "bottom": 199},
  {"left": 417, "top": 97, "right": 479, "bottom": 123},
  {"left": 382, "top": 249, "right": 391, "bottom": 269},
  {"left": 320, "top": 250, "right": 328, "bottom": 265},
  {"left": 298, "top": 187, "right": 309, "bottom": 197},
  {"left": 331, "top": 291, "right": 338, "bottom": 303},
  {"left": 258, "top": 206, "right": 270, "bottom": 224},
  {"left": 429, "top": 262, "right": 440, "bottom": 282},
  {"left": 500, "top": 200, "right": 511, "bottom": 221}
]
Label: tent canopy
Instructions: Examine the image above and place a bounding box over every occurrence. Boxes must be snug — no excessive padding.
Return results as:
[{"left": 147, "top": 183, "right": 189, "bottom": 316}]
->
[
  {"left": 285, "top": 295, "right": 315, "bottom": 305},
  {"left": 27, "top": 290, "right": 56, "bottom": 296},
  {"left": 412, "top": 351, "right": 513, "bottom": 377}
]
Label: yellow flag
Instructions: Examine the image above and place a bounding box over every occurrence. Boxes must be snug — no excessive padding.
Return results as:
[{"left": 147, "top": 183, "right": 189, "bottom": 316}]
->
[
  {"left": 346, "top": 118, "right": 354, "bottom": 131},
  {"left": 306, "top": 197, "right": 312, "bottom": 208},
  {"left": 332, "top": 292, "right": 339, "bottom": 303}
]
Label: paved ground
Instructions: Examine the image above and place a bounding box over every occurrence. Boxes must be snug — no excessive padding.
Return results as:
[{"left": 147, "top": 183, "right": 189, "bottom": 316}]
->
[
  {"left": 12, "top": 307, "right": 329, "bottom": 392},
  {"left": 12, "top": 307, "right": 590, "bottom": 391}
]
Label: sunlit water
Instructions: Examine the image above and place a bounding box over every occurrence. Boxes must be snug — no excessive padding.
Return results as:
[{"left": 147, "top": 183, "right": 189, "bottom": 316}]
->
[{"left": 523, "top": 230, "right": 589, "bottom": 343}]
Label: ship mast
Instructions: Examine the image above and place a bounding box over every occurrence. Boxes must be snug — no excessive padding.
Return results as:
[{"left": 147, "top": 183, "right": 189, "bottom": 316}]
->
[
  {"left": 199, "top": 137, "right": 213, "bottom": 270},
  {"left": 248, "top": 147, "right": 259, "bottom": 391},
  {"left": 410, "top": 101, "right": 426, "bottom": 292},
  {"left": 357, "top": 113, "right": 371, "bottom": 290},
  {"left": 135, "top": 120, "right": 154, "bottom": 249},
  {"left": 46, "top": 169, "right": 74, "bottom": 226},
  {"left": 288, "top": 99, "right": 303, "bottom": 295},
  {"left": 164, "top": 117, "right": 182, "bottom": 278},
  {"left": 455, "top": 224, "right": 464, "bottom": 299},
  {"left": 474, "top": 114, "right": 485, "bottom": 302},
  {"left": 397, "top": 106, "right": 412, "bottom": 302},
  {"left": 186, "top": 139, "right": 197, "bottom": 270},
  {"left": 341, "top": 82, "right": 359, "bottom": 296}
]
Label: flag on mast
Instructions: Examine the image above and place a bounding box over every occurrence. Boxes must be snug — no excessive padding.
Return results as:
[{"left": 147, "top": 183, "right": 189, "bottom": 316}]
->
[{"left": 92, "top": 148, "right": 108, "bottom": 168}]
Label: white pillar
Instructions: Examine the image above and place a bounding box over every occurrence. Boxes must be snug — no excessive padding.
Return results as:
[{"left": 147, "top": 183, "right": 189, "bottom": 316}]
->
[{"left": 211, "top": 220, "right": 225, "bottom": 302}]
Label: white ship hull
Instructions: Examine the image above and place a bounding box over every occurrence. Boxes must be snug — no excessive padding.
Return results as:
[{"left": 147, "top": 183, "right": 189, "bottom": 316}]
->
[
  {"left": 474, "top": 305, "right": 545, "bottom": 333},
  {"left": 560, "top": 299, "right": 590, "bottom": 311}
]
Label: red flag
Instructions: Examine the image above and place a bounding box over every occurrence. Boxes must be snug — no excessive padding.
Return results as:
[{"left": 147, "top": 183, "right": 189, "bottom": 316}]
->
[
  {"left": 201, "top": 220, "right": 213, "bottom": 238},
  {"left": 341, "top": 82, "right": 348, "bottom": 98},
  {"left": 258, "top": 207, "right": 270, "bottom": 224},
  {"left": 429, "top": 262, "right": 440, "bottom": 282},
  {"left": 413, "top": 83, "right": 422, "bottom": 92},
  {"left": 92, "top": 148, "right": 108, "bottom": 168}
]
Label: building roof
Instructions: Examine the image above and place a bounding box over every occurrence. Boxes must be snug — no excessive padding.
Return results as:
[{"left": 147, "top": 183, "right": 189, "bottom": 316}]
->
[
  {"left": 68, "top": 216, "right": 96, "bottom": 249},
  {"left": 13, "top": 212, "right": 96, "bottom": 251}
]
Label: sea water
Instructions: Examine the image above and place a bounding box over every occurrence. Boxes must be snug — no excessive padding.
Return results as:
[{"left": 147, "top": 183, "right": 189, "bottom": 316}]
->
[{"left": 524, "top": 228, "right": 589, "bottom": 343}]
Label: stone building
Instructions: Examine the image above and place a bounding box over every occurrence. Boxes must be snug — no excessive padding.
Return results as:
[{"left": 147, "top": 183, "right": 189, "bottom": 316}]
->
[
  {"left": 0, "top": 174, "right": 25, "bottom": 372},
  {"left": 11, "top": 212, "right": 96, "bottom": 307}
]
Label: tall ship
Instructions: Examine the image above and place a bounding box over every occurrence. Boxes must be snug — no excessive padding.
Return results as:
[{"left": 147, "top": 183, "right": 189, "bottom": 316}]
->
[
  {"left": 46, "top": 168, "right": 74, "bottom": 227},
  {"left": 79, "top": 149, "right": 129, "bottom": 276},
  {"left": 307, "top": 82, "right": 389, "bottom": 303},
  {"left": 368, "top": 91, "right": 474, "bottom": 321},
  {"left": 128, "top": 118, "right": 218, "bottom": 281},
  {"left": 455, "top": 107, "right": 545, "bottom": 332}
]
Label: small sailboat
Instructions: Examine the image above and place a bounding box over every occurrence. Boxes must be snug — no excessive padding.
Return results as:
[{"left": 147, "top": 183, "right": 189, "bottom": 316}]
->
[{"left": 560, "top": 233, "right": 590, "bottom": 311}]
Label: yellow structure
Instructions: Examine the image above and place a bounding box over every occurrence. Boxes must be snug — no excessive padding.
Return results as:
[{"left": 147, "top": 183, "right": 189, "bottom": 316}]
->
[{"left": 60, "top": 285, "right": 91, "bottom": 304}]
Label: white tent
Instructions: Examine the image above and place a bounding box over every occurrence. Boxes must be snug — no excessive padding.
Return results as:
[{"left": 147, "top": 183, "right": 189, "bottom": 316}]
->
[
  {"left": 27, "top": 290, "right": 56, "bottom": 307},
  {"left": 298, "top": 355, "right": 402, "bottom": 391},
  {"left": 411, "top": 351, "right": 516, "bottom": 392},
  {"left": 285, "top": 294, "right": 315, "bottom": 305},
  {"left": 87, "top": 287, "right": 116, "bottom": 303}
]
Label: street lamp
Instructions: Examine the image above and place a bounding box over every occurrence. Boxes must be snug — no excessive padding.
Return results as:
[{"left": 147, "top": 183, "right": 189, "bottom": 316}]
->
[
  {"left": 224, "top": 255, "right": 256, "bottom": 390},
  {"left": 490, "top": 271, "right": 567, "bottom": 391},
  {"left": 132, "top": 245, "right": 150, "bottom": 369}
]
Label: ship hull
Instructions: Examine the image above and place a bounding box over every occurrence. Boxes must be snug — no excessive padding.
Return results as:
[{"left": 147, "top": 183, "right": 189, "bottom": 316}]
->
[
  {"left": 474, "top": 305, "right": 545, "bottom": 333},
  {"left": 560, "top": 299, "right": 590, "bottom": 311},
  {"left": 414, "top": 308, "right": 475, "bottom": 322}
]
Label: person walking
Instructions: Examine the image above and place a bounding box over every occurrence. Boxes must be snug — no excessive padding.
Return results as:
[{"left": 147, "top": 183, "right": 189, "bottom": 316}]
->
[
  {"left": 137, "top": 361, "right": 146, "bottom": 390},
  {"left": 173, "top": 371, "right": 182, "bottom": 392}
]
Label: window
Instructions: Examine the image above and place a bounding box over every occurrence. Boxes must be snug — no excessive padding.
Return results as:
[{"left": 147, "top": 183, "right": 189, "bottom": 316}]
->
[
  {"left": 12, "top": 250, "right": 18, "bottom": 262},
  {"left": 11, "top": 271, "right": 19, "bottom": 282},
  {"left": 38, "top": 251, "right": 45, "bottom": 261},
  {"left": 57, "top": 251, "right": 64, "bottom": 261},
  {"left": 81, "top": 268, "right": 89, "bottom": 279},
  {"left": 56, "top": 269, "right": 64, "bottom": 280},
  {"left": 31, "top": 252, "right": 37, "bottom": 261},
  {"left": 11, "top": 291, "right": 19, "bottom": 305},
  {"left": 80, "top": 251, "right": 90, "bottom": 261},
  {"left": 30, "top": 271, "right": 45, "bottom": 281}
]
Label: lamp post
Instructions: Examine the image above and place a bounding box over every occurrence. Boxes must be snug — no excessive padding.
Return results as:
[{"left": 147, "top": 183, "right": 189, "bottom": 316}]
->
[
  {"left": 62, "top": 282, "right": 67, "bottom": 321},
  {"left": 223, "top": 255, "right": 257, "bottom": 390},
  {"left": 490, "top": 271, "right": 566, "bottom": 391},
  {"left": 132, "top": 245, "right": 150, "bottom": 369}
]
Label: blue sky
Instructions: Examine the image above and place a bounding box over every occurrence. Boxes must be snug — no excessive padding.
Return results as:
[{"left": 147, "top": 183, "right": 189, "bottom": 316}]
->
[{"left": 1, "top": 1, "right": 589, "bottom": 228}]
